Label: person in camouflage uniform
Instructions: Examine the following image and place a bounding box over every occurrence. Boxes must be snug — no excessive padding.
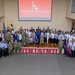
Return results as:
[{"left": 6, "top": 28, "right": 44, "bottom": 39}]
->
[
  {"left": 14, "top": 40, "right": 18, "bottom": 54},
  {"left": 19, "top": 26, "right": 23, "bottom": 34},
  {"left": 40, "top": 35, "right": 44, "bottom": 45},
  {"left": 46, "top": 26, "right": 50, "bottom": 32},
  {"left": 58, "top": 38, "right": 64, "bottom": 54},
  {"left": 22, "top": 36, "right": 26, "bottom": 46},
  {"left": 5, "top": 32, "right": 11, "bottom": 43},
  {"left": 25, "top": 34, "right": 29, "bottom": 46},
  {"left": 22, "top": 33, "right": 29, "bottom": 46},
  {"left": 18, "top": 41, "right": 22, "bottom": 54},
  {"left": 42, "top": 27, "right": 45, "bottom": 33},
  {"left": 21, "top": 31, "right": 25, "bottom": 38},
  {"left": 8, "top": 41, "right": 14, "bottom": 55}
]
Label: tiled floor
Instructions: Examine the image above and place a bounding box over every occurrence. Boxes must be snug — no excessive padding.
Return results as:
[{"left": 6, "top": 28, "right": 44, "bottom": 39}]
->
[{"left": 0, "top": 54, "right": 75, "bottom": 75}]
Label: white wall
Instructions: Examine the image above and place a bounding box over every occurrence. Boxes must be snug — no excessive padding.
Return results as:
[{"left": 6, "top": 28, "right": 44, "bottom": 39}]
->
[
  {"left": 4, "top": 0, "right": 72, "bottom": 31},
  {"left": 0, "top": 0, "right": 5, "bottom": 30},
  {"left": 0, "top": 0, "right": 4, "bottom": 17},
  {"left": 0, "top": 17, "right": 5, "bottom": 30}
]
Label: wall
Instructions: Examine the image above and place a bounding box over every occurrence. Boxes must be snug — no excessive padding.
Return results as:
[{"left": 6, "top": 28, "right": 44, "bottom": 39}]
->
[
  {"left": 0, "top": 0, "right": 4, "bottom": 17},
  {"left": 66, "top": 0, "right": 75, "bottom": 19},
  {"left": 0, "top": 17, "right": 5, "bottom": 30},
  {"left": 0, "top": 0, "right": 5, "bottom": 30},
  {"left": 0, "top": 18, "right": 2, "bottom": 30},
  {"left": 4, "top": 0, "right": 72, "bottom": 31}
]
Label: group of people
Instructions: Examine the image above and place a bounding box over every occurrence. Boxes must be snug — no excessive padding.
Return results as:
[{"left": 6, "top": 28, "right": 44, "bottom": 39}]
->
[{"left": 0, "top": 26, "right": 75, "bottom": 58}]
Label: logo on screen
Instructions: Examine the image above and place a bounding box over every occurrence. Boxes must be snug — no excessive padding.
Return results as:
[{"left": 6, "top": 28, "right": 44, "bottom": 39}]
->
[{"left": 32, "top": 0, "right": 38, "bottom": 11}]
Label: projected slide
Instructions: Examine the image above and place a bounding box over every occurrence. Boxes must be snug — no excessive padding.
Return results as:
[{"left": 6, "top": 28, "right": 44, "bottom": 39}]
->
[{"left": 18, "top": 0, "right": 52, "bottom": 21}]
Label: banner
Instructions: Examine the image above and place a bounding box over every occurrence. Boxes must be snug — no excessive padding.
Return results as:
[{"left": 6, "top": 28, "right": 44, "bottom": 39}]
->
[{"left": 21, "top": 47, "right": 58, "bottom": 54}]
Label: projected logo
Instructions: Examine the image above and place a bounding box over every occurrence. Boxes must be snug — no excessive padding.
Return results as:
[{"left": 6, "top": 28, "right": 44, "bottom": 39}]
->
[
  {"left": 18, "top": 0, "right": 52, "bottom": 21},
  {"left": 32, "top": 0, "right": 38, "bottom": 11}
]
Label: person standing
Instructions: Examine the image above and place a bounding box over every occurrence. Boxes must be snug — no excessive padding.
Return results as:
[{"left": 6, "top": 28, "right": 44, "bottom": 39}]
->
[
  {"left": 0, "top": 30, "right": 2, "bottom": 41},
  {"left": 63, "top": 40, "right": 67, "bottom": 55},
  {"left": 8, "top": 42, "right": 13, "bottom": 55},
  {"left": 54, "top": 32, "right": 58, "bottom": 45},
  {"left": 34, "top": 35, "right": 39, "bottom": 44},
  {"left": 29, "top": 36, "right": 33, "bottom": 45},
  {"left": 58, "top": 38, "right": 64, "bottom": 54},
  {"left": 18, "top": 41, "right": 22, "bottom": 54},
  {"left": 70, "top": 40, "right": 75, "bottom": 58},
  {"left": 0, "top": 41, "right": 3, "bottom": 58},
  {"left": 18, "top": 31, "right": 22, "bottom": 42},
  {"left": 14, "top": 40, "right": 18, "bottom": 54},
  {"left": 40, "top": 35, "right": 44, "bottom": 45},
  {"left": 70, "top": 28, "right": 75, "bottom": 34},
  {"left": 35, "top": 29, "right": 41, "bottom": 44},
  {"left": 46, "top": 31, "right": 50, "bottom": 44},
  {"left": 5, "top": 32, "right": 11, "bottom": 43},
  {"left": 51, "top": 31, "right": 55, "bottom": 44},
  {"left": 10, "top": 40, "right": 14, "bottom": 54},
  {"left": 22, "top": 36, "right": 26, "bottom": 46},
  {"left": 13, "top": 32, "right": 19, "bottom": 42},
  {"left": 26, "top": 35, "right": 29, "bottom": 46},
  {"left": 3, "top": 41, "right": 9, "bottom": 57}
]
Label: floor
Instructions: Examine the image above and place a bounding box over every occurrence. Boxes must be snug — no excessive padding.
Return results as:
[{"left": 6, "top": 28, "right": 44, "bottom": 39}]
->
[{"left": 0, "top": 54, "right": 75, "bottom": 75}]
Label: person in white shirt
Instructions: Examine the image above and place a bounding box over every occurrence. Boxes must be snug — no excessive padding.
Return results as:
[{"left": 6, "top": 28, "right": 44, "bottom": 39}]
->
[
  {"left": 44, "top": 31, "right": 47, "bottom": 44},
  {"left": 28, "top": 30, "right": 32, "bottom": 38},
  {"left": 54, "top": 32, "right": 58, "bottom": 44},
  {"left": 0, "top": 31, "right": 4, "bottom": 41},
  {"left": 51, "top": 31, "right": 55, "bottom": 44},
  {"left": 11, "top": 29, "right": 15, "bottom": 35},
  {"left": 69, "top": 34, "right": 73, "bottom": 44},
  {"left": 45, "top": 31, "right": 50, "bottom": 44},
  {"left": 72, "top": 33, "right": 75, "bottom": 40},
  {"left": 29, "top": 36, "right": 33, "bottom": 44},
  {"left": 41, "top": 31, "right": 44, "bottom": 37},
  {"left": 1, "top": 32, "right": 4, "bottom": 41},
  {"left": 0, "top": 32, "right": 1, "bottom": 37},
  {"left": 32, "top": 31, "right": 36, "bottom": 41},
  {"left": 70, "top": 28, "right": 75, "bottom": 34},
  {"left": 70, "top": 39, "right": 75, "bottom": 58},
  {"left": 65, "top": 32, "right": 70, "bottom": 41},
  {"left": 3, "top": 41, "right": 9, "bottom": 56},
  {"left": 26, "top": 29, "right": 29, "bottom": 35},
  {"left": 18, "top": 32, "right": 22, "bottom": 42}
]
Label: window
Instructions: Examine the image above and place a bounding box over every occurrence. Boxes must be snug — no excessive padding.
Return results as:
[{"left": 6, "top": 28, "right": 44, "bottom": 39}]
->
[{"left": 71, "top": 0, "right": 75, "bottom": 13}]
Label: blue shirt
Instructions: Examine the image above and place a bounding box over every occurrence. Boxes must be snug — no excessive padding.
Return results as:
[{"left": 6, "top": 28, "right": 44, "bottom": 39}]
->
[
  {"left": 0, "top": 42, "right": 4, "bottom": 48},
  {"left": 58, "top": 34, "right": 65, "bottom": 40},
  {"left": 3, "top": 43, "right": 8, "bottom": 48},
  {"left": 35, "top": 31, "right": 41, "bottom": 41},
  {"left": 14, "top": 34, "right": 19, "bottom": 41},
  {"left": 34, "top": 37, "right": 39, "bottom": 43}
]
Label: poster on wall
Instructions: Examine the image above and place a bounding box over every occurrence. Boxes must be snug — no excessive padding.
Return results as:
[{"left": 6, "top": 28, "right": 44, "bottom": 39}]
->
[{"left": 18, "top": 0, "right": 52, "bottom": 21}]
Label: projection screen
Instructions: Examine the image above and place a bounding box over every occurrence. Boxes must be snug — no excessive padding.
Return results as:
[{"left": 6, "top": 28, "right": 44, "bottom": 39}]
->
[{"left": 18, "top": 0, "right": 52, "bottom": 21}]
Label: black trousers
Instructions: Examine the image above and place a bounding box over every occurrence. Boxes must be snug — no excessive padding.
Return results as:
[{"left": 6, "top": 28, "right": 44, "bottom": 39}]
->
[
  {"left": 0, "top": 48, "right": 2, "bottom": 58},
  {"left": 3, "top": 48, "right": 9, "bottom": 57},
  {"left": 54, "top": 39, "right": 58, "bottom": 44},
  {"left": 6, "top": 48, "right": 9, "bottom": 56},
  {"left": 51, "top": 39, "right": 54, "bottom": 44},
  {"left": 0, "top": 37, "right": 2, "bottom": 42},
  {"left": 19, "top": 40, "right": 22, "bottom": 43},
  {"left": 44, "top": 37, "right": 47, "bottom": 43},
  {"left": 49, "top": 38, "right": 51, "bottom": 43},
  {"left": 71, "top": 50, "right": 75, "bottom": 58}
]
